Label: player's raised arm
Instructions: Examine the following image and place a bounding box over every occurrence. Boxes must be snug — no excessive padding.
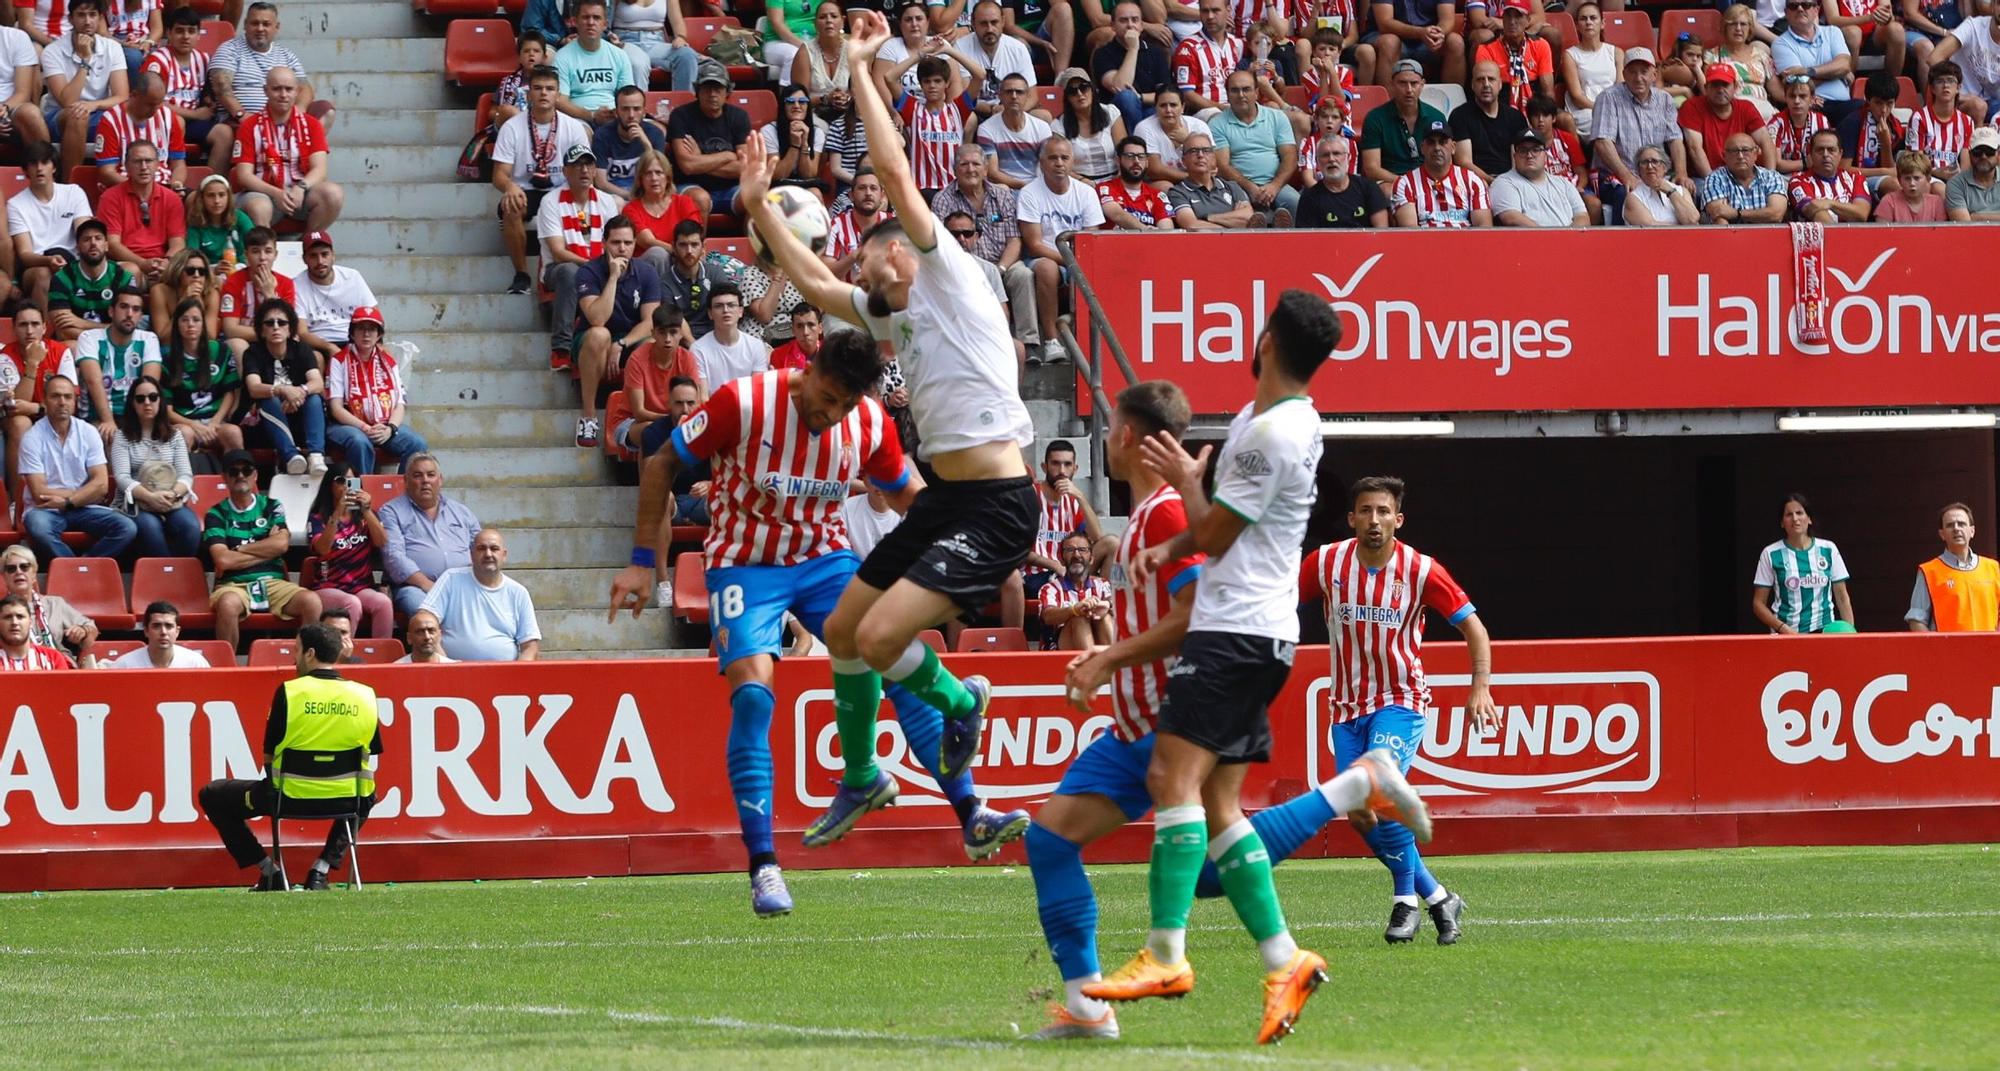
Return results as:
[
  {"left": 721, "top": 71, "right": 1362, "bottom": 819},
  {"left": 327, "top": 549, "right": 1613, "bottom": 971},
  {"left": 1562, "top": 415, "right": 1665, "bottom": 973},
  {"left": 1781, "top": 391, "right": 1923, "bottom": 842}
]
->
[
  {"left": 847, "top": 10, "right": 939, "bottom": 251},
  {"left": 738, "top": 135, "right": 866, "bottom": 325}
]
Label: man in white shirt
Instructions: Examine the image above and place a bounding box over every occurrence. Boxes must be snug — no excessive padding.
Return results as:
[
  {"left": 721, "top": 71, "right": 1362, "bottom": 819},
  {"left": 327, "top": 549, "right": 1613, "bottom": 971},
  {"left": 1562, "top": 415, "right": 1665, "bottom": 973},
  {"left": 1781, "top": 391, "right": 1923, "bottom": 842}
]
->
[
  {"left": 9, "top": 140, "right": 92, "bottom": 315},
  {"left": 40, "top": 0, "right": 127, "bottom": 180},
  {"left": 18, "top": 373, "right": 138, "bottom": 561},
  {"left": 111, "top": 601, "right": 213, "bottom": 667},
  {"left": 418, "top": 528, "right": 541, "bottom": 662},
  {"left": 1134, "top": 85, "right": 1211, "bottom": 184},
  {"left": 0, "top": 20, "right": 51, "bottom": 148},
  {"left": 291, "top": 231, "right": 379, "bottom": 359},
  {"left": 966, "top": 1, "right": 1037, "bottom": 120},
  {"left": 840, "top": 486, "right": 904, "bottom": 559},
  {"left": 976, "top": 73, "right": 1056, "bottom": 188},
  {"left": 492, "top": 65, "right": 592, "bottom": 296},
  {"left": 1015, "top": 136, "right": 1105, "bottom": 365},
  {"left": 691, "top": 282, "right": 771, "bottom": 387},
  {"left": 393, "top": 608, "right": 456, "bottom": 664}
]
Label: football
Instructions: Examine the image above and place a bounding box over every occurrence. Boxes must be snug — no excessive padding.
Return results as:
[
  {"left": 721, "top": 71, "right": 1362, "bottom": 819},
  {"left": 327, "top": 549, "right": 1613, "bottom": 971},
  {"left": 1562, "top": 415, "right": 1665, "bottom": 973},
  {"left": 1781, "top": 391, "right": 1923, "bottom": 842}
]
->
[{"left": 749, "top": 185, "right": 833, "bottom": 266}]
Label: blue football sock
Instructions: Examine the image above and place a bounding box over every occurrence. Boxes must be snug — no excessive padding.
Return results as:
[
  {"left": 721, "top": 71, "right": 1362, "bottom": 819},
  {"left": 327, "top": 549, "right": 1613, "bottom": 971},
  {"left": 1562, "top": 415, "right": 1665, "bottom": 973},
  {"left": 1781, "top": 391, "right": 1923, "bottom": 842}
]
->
[
  {"left": 1362, "top": 819, "right": 1419, "bottom": 898},
  {"left": 1026, "top": 823, "right": 1099, "bottom": 981},
  {"left": 1194, "top": 786, "right": 1337, "bottom": 898},
  {"left": 889, "top": 682, "right": 977, "bottom": 818},
  {"left": 726, "top": 681, "right": 776, "bottom": 864},
  {"left": 1412, "top": 852, "right": 1441, "bottom": 900}
]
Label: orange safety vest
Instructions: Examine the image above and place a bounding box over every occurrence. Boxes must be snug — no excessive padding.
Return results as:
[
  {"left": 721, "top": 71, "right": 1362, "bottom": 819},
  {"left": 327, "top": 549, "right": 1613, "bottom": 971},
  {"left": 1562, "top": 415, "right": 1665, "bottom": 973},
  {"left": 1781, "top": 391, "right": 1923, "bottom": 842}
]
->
[{"left": 1918, "top": 555, "right": 2000, "bottom": 632}]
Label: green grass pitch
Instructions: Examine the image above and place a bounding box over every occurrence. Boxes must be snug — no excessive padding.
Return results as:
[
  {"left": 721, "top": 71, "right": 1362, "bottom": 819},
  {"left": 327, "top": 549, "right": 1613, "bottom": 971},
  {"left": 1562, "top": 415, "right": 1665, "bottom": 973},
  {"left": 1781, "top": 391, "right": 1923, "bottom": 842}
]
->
[{"left": 3, "top": 844, "right": 1996, "bottom": 1069}]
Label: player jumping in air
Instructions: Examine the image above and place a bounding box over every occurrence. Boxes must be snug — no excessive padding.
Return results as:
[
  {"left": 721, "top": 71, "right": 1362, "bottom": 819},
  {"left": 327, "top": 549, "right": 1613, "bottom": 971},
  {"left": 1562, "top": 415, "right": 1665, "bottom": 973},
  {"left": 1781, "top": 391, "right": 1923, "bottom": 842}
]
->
[
  {"left": 1085, "top": 291, "right": 1411, "bottom": 1045},
  {"left": 736, "top": 8, "right": 1041, "bottom": 850},
  {"left": 1027, "top": 381, "right": 1430, "bottom": 1042},
  {"left": 1194, "top": 476, "right": 1500, "bottom": 942},
  {"left": 607, "top": 333, "right": 1030, "bottom": 917}
]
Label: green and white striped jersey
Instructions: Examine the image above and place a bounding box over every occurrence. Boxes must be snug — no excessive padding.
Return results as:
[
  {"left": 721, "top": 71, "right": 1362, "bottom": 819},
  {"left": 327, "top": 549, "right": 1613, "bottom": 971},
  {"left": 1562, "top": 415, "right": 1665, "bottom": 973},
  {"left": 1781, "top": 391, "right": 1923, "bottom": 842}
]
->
[{"left": 1752, "top": 538, "right": 1849, "bottom": 633}]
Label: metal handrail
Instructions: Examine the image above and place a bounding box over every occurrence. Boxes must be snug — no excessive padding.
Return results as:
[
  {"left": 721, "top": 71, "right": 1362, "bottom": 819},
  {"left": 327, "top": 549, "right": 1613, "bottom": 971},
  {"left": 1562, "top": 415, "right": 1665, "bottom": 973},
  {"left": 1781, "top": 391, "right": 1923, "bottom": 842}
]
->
[{"left": 1056, "top": 231, "right": 1141, "bottom": 390}]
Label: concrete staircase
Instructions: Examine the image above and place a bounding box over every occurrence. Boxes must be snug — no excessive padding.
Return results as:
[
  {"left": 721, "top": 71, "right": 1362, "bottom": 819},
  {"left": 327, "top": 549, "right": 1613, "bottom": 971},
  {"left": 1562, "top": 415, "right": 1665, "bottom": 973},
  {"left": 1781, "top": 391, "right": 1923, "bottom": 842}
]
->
[{"left": 298, "top": 0, "right": 673, "bottom": 657}]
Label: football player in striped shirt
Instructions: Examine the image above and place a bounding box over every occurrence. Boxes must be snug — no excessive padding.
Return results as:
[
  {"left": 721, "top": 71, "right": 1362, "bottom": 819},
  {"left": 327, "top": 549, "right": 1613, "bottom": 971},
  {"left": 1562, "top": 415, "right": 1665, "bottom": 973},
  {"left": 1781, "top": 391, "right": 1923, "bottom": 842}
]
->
[
  {"left": 736, "top": 9, "right": 1040, "bottom": 853},
  {"left": 1751, "top": 492, "right": 1853, "bottom": 634},
  {"left": 1027, "top": 381, "right": 1421, "bottom": 1041},
  {"left": 608, "top": 330, "right": 1029, "bottom": 916},
  {"left": 1219, "top": 475, "right": 1498, "bottom": 945}
]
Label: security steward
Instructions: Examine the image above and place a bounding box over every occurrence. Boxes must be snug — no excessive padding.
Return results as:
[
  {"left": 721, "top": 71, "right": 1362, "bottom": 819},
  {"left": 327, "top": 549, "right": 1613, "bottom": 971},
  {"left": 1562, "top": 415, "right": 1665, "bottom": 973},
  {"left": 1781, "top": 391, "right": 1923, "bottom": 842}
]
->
[{"left": 198, "top": 623, "right": 382, "bottom": 891}]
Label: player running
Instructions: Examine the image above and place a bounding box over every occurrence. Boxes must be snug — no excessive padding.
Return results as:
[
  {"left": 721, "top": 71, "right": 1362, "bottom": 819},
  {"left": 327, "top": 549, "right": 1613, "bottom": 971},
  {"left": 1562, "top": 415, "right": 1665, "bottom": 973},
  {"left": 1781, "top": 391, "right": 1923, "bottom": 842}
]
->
[
  {"left": 607, "top": 332, "right": 1030, "bottom": 918},
  {"left": 1085, "top": 292, "right": 1412, "bottom": 1045},
  {"left": 1027, "top": 381, "right": 1428, "bottom": 1042},
  {"left": 1195, "top": 476, "right": 1500, "bottom": 944},
  {"left": 736, "top": 8, "right": 1040, "bottom": 851}
]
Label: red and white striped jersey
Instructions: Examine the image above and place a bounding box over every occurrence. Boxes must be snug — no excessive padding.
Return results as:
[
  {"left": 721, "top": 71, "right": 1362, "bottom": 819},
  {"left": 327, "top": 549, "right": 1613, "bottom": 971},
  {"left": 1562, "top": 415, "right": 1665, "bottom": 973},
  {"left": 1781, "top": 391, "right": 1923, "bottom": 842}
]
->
[
  {"left": 1038, "top": 573, "right": 1111, "bottom": 650},
  {"left": 1172, "top": 31, "right": 1244, "bottom": 104},
  {"left": 230, "top": 110, "right": 329, "bottom": 190},
  {"left": 1230, "top": 0, "right": 1283, "bottom": 35},
  {"left": 19, "top": 0, "right": 69, "bottom": 39},
  {"left": 1106, "top": 485, "right": 1204, "bottom": 742},
  {"left": 1765, "top": 108, "right": 1828, "bottom": 163},
  {"left": 94, "top": 102, "right": 186, "bottom": 168},
  {"left": 1030, "top": 482, "right": 1085, "bottom": 572},
  {"left": 1298, "top": 60, "right": 1356, "bottom": 112},
  {"left": 1390, "top": 164, "right": 1489, "bottom": 227},
  {"left": 1302, "top": 539, "right": 1474, "bottom": 724},
  {"left": 106, "top": 0, "right": 159, "bottom": 43},
  {"left": 1297, "top": 129, "right": 1360, "bottom": 181},
  {"left": 672, "top": 370, "right": 911, "bottom": 567},
  {"left": 1289, "top": 0, "right": 1358, "bottom": 36},
  {"left": 1903, "top": 106, "right": 1973, "bottom": 172},
  {"left": 825, "top": 206, "right": 893, "bottom": 280},
  {"left": 897, "top": 94, "right": 971, "bottom": 191},
  {"left": 142, "top": 46, "right": 208, "bottom": 111},
  {"left": 0, "top": 644, "right": 74, "bottom": 671},
  {"left": 1788, "top": 167, "right": 1866, "bottom": 215}
]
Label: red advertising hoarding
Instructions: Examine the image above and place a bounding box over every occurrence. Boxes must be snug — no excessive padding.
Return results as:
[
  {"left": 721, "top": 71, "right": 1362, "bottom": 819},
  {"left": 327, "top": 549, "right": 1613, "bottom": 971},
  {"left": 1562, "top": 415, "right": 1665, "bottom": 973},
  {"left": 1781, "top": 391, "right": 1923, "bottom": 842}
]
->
[
  {"left": 1068, "top": 227, "right": 2000, "bottom": 415},
  {"left": 2, "top": 634, "right": 1996, "bottom": 890}
]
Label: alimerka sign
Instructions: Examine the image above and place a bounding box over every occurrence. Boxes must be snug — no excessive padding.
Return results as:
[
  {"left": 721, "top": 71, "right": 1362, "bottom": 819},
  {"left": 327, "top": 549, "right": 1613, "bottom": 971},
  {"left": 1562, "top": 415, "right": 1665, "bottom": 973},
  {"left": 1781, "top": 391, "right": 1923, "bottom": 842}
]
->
[{"left": 1069, "top": 228, "right": 2000, "bottom": 415}]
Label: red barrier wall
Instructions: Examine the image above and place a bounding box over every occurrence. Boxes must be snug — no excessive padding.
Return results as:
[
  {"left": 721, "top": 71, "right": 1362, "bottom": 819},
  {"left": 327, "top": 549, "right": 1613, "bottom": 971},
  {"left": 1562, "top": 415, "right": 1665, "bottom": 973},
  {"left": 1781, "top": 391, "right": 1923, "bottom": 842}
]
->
[
  {"left": 1068, "top": 227, "right": 2000, "bottom": 415},
  {"left": 3, "top": 634, "right": 1997, "bottom": 890}
]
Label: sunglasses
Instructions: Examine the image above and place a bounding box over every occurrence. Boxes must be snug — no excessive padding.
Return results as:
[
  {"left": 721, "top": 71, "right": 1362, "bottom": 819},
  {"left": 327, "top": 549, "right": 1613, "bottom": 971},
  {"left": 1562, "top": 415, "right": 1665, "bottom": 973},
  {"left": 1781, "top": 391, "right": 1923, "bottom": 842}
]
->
[
  {"left": 1785, "top": 2, "right": 1814, "bottom": 8},
  {"left": 948, "top": 228, "right": 977, "bottom": 238},
  {"left": 260, "top": 318, "right": 292, "bottom": 328},
  {"left": 785, "top": 97, "right": 810, "bottom": 105},
  {"left": 1974, "top": 146, "right": 1999, "bottom": 156},
  {"left": 131, "top": 392, "right": 161, "bottom": 402},
  {"left": 183, "top": 265, "right": 207, "bottom": 276},
  {"left": 1065, "top": 83, "right": 1091, "bottom": 94},
  {"left": 1, "top": 563, "right": 32, "bottom": 573},
  {"left": 227, "top": 466, "right": 257, "bottom": 476}
]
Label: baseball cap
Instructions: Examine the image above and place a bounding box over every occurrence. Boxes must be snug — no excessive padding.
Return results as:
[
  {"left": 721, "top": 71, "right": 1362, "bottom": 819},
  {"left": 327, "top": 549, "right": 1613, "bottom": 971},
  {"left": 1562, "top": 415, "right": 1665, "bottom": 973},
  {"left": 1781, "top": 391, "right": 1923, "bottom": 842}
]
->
[
  {"left": 221, "top": 448, "right": 257, "bottom": 472},
  {"left": 1056, "top": 66, "right": 1092, "bottom": 88},
  {"left": 350, "top": 305, "right": 385, "bottom": 330},
  {"left": 305, "top": 230, "right": 334, "bottom": 251},
  {"left": 1971, "top": 126, "right": 2000, "bottom": 152},
  {"left": 694, "top": 57, "right": 730, "bottom": 87},
  {"left": 74, "top": 216, "right": 107, "bottom": 238},
  {"left": 1421, "top": 119, "right": 1451, "bottom": 140},
  {"left": 1512, "top": 129, "right": 1546, "bottom": 149},
  {"left": 564, "top": 143, "right": 596, "bottom": 166},
  {"left": 1624, "top": 46, "right": 1658, "bottom": 67},
  {"left": 1704, "top": 62, "right": 1738, "bottom": 85},
  {"left": 1500, "top": 0, "right": 1530, "bottom": 13},
  {"left": 1392, "top": 58, "right": 1424, "bottom": 77}
]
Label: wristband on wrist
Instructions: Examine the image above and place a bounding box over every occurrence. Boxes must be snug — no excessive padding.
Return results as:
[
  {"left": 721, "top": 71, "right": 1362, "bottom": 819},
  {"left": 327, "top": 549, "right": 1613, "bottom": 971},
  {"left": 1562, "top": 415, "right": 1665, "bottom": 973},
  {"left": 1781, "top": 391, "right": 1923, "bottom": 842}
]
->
[{"left": 630, "top": 545, "right": 656, "bottom": 569}]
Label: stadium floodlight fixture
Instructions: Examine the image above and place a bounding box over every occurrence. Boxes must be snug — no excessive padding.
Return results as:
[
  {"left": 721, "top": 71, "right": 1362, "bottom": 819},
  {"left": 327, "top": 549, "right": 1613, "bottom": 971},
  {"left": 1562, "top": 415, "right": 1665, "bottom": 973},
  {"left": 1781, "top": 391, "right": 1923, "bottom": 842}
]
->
[
  {"left": 1319, "top": 418, "right": 1457, "bottom": 437},
  {"left": 1775, "top": 411, "right": 1998, "bottom": 433}
]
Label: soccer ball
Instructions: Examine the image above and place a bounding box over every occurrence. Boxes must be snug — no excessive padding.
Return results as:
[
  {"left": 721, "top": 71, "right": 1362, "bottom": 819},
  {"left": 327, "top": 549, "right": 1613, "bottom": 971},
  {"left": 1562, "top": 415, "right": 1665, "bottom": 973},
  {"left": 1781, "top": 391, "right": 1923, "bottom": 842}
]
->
[{"left": 749, "top": 186, "right": 832, "bottom": 266}]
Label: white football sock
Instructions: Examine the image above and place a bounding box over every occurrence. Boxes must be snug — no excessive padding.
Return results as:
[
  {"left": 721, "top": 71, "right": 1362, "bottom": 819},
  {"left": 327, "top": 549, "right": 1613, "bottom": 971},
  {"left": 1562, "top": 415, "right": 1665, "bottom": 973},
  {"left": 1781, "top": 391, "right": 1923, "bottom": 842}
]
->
[
  {"left": 1319, "top": 766, "right": 1372, "bottom": 813},
  {"left": 1258, "top": 932, "right": 1299, "bottom": 973},
  {"left": 1064, "top": 977, "right": 1110, "bottom": 1019},
  {"left": 1146, "top": 927, "right": 1186, "bottom": 966},
  {"left": 1425, "top": 886, "right": 1451, "bottom": 906},
  {"left": 1394, "top": 894, "right": 1420, "bottom": 907}
]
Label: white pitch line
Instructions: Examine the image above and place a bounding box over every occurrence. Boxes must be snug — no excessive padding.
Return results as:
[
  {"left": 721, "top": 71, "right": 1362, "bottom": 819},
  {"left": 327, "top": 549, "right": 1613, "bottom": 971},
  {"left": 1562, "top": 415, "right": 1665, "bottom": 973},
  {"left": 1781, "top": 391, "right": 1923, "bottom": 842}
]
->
[{"left": 4, "top": 907, "right": 1995, "bottom": 960}]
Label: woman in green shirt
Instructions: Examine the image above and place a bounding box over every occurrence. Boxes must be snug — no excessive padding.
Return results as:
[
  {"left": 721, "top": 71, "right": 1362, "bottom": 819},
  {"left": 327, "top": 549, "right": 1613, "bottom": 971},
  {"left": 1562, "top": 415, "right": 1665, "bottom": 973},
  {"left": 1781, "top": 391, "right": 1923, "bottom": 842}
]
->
[
  {"left": 184, "top": 174, "right": 254, "bottom": 269},
  {"left": 161, "top": 295, "right": 245, "bottom": 461},
  {"left": 761, "top": 0, "right": 820, "bottom": 89}
]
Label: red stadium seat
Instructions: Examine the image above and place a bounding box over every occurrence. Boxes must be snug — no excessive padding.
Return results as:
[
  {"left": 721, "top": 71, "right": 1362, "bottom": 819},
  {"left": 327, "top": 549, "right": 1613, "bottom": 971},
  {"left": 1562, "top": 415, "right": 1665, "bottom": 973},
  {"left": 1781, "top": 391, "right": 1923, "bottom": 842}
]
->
[
  {"left": 669, "top": 524, "right": 708, "bottom": 546},
  {"left": 1897, "top": 76, "right": 1919, "bottom": 110},
  {"left": 68, "top": 166, "right": 104, "bottom": 205},
  {"left": 1035, "top": 84, "right": 1059, "bottom": 115},
  {"left": 130, "top": 557, "right": 217, "bottom": 631},
  {"left": 672, "top": 551, "right": 708, "bottom": 622},
  {"left": 706, "top": 235, "right": 753, "bottom": 264},
  {"left": 683, "top": 16, "right": 759, "bottom": 84},
  {"left": 195, "top": 20, "right": 232, "bottom": 58},
  {"left": 603, "top": 391, "right": 638, "bottom": 461},
  {"left": 421, "top": 0, "right": 513, "bottom": 15},
  {"left": 247, "top": 637, "right": 297, "bottom": 666},
  {"left": 91, "top": 639, "right": 141, "bottom": 663},
  {"left": 1350, "top": 84, "right": 1389, "bottom": 126},
  {"left": 184, "top": 640, "right": 238, "bottom": 666},
  {"left": 365, "top": 475, "right": 404, "bottom": 507},
  {"left": 298, "top": 555, "right": 323, "bottom": 589},
  {"left": 916, "top": 629, "right": 947, "bottom": 653},
  {"left": 1282, "top": 84, "right": 1310, "bottom": 110},
  {"left": 474, "top": 91, "right": 496, "bottom": 135},
  {"left": 1657, "top": 8, "right": 1722, "bottom": 55},
  {"left": 647, "top": 89, "right": 778, "bottom": 129},
  {"left": 1545, "top": 11, "right": 1577, "bottom": 52},
  {"left": 354, "top": 638, "right": 407, "bottom": 663},
  {"left": 0, "top": 482, "right": 18, "bottom": 547},
  {"left": 0, "top": 166, "right": 27, "bottom": 200},
  {"left": 1602, "top": 11, "right": 1655, "bottom": 53},
  {"left": 445, "top": 19, "right": 516, "bottom": 88},
  {"left": 46, "top": 558, "right": 133, "bottom": 630},
  {"left": 190, "top": 475, "right": 229, "bottom": 518},
  {"left": 956, "top": 627, "right": 1027, "bottom": 652}
]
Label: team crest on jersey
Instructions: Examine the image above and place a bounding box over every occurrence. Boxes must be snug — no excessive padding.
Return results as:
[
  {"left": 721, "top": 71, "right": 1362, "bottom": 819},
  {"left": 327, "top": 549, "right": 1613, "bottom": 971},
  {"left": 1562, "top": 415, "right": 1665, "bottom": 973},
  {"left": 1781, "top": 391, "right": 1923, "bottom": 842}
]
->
[
  {"left": 1388, "top": 579, "right": 1407, "bottom": 607},
  {"left": 683, "top": 411, "right": 709, "bottom": 441},
  {"left": 1233, "top": 450, "right": 1271, "bottom": 477}
]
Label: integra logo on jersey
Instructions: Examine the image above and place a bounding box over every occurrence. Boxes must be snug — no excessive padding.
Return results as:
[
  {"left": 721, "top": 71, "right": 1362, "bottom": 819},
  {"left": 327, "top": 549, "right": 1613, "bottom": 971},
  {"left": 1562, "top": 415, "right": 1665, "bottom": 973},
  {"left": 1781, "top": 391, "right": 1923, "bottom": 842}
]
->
[
  {"left": 758, "top": 472, "right": 848, "bottom": 501},
  {"left": 792, "top": 684, "right": 1114, "bottom": 806},
  {"left": 1303, "top": 671, "right": 1661, "bottom": 796}
]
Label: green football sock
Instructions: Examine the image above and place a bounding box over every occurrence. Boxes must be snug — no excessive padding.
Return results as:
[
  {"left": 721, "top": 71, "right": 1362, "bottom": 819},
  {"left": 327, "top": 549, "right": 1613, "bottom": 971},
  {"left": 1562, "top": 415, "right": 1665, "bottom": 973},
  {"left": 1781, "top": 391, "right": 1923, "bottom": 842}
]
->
[
  {"left": 895, "top": 644, "right": 977, "bottom": 720},
  {"left": 1214, "top": 824, "right": 1288, "bottom": 943},
  {"left": 1147, "top": 805, "right": 1209, "bottom": 940},
  {"left": 831, "top": 662, "right": 883, "bottom": 789}
]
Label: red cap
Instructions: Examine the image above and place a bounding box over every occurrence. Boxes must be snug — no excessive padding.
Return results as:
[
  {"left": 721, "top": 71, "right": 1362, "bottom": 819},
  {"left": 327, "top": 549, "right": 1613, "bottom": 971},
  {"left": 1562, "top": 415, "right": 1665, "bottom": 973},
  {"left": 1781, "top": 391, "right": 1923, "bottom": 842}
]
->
[
  {"left": 1500, "top": 0, "right": 1530, "bottom": 13},
  {"left": 304, "top": 230, "right": 334, "bottom": 250},
  {"left": 1704, "top": 62, "right": 1738, "bottom": 84},
  {"left": 350, "top": 305, "right": 385, "bottom": 330}
]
